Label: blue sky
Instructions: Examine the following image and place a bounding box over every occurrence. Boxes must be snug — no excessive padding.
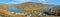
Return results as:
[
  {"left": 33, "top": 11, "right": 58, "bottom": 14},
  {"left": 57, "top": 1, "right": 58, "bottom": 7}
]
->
[
  {"left": 45, "top": 0, "right": 60, "bottom": 4},
  {"left": 0, "top": 0, "right": 60, "bottom": 4}
]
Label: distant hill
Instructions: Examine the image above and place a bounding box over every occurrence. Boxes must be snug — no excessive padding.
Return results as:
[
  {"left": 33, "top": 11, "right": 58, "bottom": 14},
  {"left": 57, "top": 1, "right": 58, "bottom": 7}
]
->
[
  {"left": 14, "top": 2, "right": 48, "bottom": 10},
  {"left": 0, "top": 2, "right": 58, "bottom": 10},
  {"left": 0, "top": 4, "right": 8, "bottom": 10}
]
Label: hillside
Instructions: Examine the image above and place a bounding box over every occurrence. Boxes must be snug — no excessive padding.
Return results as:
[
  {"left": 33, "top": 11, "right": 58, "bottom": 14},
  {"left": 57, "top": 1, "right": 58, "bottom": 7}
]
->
[
  {"left": 15, "top": 2, "right": 48, "bottom": 10},
  {"left": 0, "top": 2, "right": 57, "bottom": 17}
]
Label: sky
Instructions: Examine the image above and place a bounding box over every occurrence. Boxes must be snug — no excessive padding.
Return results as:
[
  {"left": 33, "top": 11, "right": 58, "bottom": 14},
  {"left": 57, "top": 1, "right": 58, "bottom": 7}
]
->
[{"left": 0, "top": 0, "right": 60, "bottom": 4}]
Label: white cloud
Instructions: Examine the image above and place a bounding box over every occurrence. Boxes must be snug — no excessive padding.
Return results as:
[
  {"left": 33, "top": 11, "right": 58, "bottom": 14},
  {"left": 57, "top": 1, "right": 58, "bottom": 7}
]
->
[
  {"left": 6, "top": 2, "right": 19, "bottom": 4},
  {"left": 14, "top": 0, "right": 32, "bottom": 3},
  {"left": 14, "top": 0, "right": 46, "bottom": 3},
  {"left": 6, "top": 0, "right": 32, "bottom": 4},
  {"left": 6, "top": 0, "right": 46, "bottom": 4},
  {"left": 38, "top": 0, "right": 46, "bottom": 3}
]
